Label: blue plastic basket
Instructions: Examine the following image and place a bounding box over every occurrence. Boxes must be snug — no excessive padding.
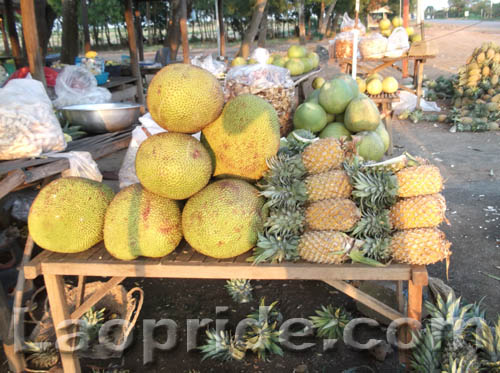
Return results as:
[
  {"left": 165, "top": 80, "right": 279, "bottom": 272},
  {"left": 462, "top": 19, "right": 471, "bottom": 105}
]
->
[{"left": 95, "top": 72, "right": 109, "bottom": 85}]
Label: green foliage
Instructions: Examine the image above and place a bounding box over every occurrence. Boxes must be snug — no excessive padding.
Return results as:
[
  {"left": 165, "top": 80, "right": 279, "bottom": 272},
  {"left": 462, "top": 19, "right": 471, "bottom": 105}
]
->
[{"left": 309, "top": 305, "right": 351, "bottom": 340}]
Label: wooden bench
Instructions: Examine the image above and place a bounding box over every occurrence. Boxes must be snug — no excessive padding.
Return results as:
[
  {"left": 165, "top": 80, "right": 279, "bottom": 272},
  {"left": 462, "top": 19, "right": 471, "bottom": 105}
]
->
[{"left": 24, "top": 240, "right": 428, "bottom": 373}]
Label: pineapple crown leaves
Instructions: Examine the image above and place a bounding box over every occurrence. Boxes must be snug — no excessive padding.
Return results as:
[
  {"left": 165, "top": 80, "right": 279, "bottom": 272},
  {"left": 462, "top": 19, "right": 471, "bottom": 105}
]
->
[
  {"left": 279, "top": 129, "right": 317, "bottom": 156},
  {"left": 250, "top": 232, "right": 299, "bottom": 264},
  {"left": 442, "top": 356, "right": 480, "bottom": 373},
  {"left": 199, "top": 329, "right": 246, "bottom": 361},
  {"left": 264, "top": 208, "right": 305, "bottom": 237},
  {"left": 225, "top": 279, "right": 253, "bottom": 304},
  {"left": 24, "top": 341, "right": 59, "bottom": 369},
  {"left": 359, "top": 236, "right": 392, "bottom": 263},
  {"left": 473, "top": 316, "right": 500, "bottom": 364},
  {"left": 350, "top": 209, "right": 392, "bottom": 239},
  {"left": 309, "top": 305, "right": 351, "bottom": 340},
  {"left": 410, "top": 325, "right": 443, "bottom": 373},
  {"left": 80, "top": 307, "right": 106, "bottom": 342}
]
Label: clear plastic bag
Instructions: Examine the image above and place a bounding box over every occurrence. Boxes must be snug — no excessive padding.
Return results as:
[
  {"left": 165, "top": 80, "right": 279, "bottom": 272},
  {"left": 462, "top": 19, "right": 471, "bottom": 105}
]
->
[
  {"left": 340, "top": 12, "right": 366, "bottom": 35},
  {"left": 190, "top": 54, "right": 225, "bottom": 78},
  {"left": 0, "top": 79, "right": 66, "bottom": 160},
  {"left": 53, "top": 65, "right": 111, "bottom": 109},
  {"left": 385, "top": 27, "right": 410, "bottom": 58},
  {"left": 250, "top": 47, "right": 270, "bottom": 64},
  {"left": 47, "top": 151, "right": 103, "bottom": 181},
  {"left": 359, "top": 33, "right": 388, "bottom": 59},
  {"left": 392, "top": 91, "right": 441, "bottom": 115},
  {"left": 332, "top": 31, "right": 362, "bottom": 60}
]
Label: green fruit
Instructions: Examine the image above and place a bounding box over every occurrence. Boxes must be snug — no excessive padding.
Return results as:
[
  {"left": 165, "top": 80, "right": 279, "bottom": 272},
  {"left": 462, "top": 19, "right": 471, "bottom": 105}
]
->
[
  {"left": 136, "top": 132, "right": 212, "bottom": 200},
  {"left": 300, "top": 57, "right": 314, "bottom": 73},
  {"left": 103, "top": 184, "right": 182, "bottom": 260},
  {"left": 248, "top": 58, "right": 258, "bottom": 64},
  {"left": 318, "top": 79, "right": 355, "bottom": 114},
  {"left": 286, "top": 58, "right": 305, "bottom": 76},
  {"left": 267, "top": 56, "right": 274, "bottom": 64},
  {"left": 231, "top": 57, "right": 246, "bottom": 66},
  {"left": 182, "top": 179, "right": 266, "bottom": 259},
  {"left": 306, "top": 89, "right": 320, "bottom": 103},
  {"left": 307, "top": 52, "right": 320, "bottom": 68},
  {"left": 366, "top": 73, "right": 383, "bottom": 83},
  {"left": 319, "top": 122, "right": 352, "bottom": 140},
  {"left": 272, "top": 56, "right": 286, "bottom": 67},
  {"left": 293, "top": 102, "right": 328, "bottom": 133},
  {"left": 331, "top": 73, "right": 359, "bottom": 98},
  {"left": 28, "top": 177, "right": 114, "bottom": 253},
  {"left": 288, "top": 45, "right": 307, "bottom": 58},
  {"left": 312, "top": 77, "right": 325, "bottom": 89},
  {"left": 344, "top": 95, "right": 381, "bottom": 132},
  {"left": 375, "top": 122, "right": 390, "bottom": 152},
  {"left": 325, "top": 112, "right": 335, "bottom": 123},
  {"left": 355, "top": 131, "right": 385, "bottom": 161}
]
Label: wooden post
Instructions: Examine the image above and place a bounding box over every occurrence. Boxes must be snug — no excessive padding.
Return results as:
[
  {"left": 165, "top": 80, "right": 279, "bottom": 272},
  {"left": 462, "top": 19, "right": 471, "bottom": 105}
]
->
[
  {"left": 134, "top": 0, "right": 144, "bottom": 61},
  {"left": 124, "top": 0, "right": 145, "bottom": 104},
  {"left": 0, "top": 286, "right": 25, "bottom": 372},
  {"left": 4, "top": 0, "right": 23, "bottom": 68},
  {"left": 216, "top": 0, "right": 225, "bottom": 57},
  {"left": 20, "top": 0, "right": 46, "bottom": 86},
  {"left": 179, "top": 0, "right": 189, "bottom": 63},
  {"left": 81, "top": 0, "right": 91, "bottom": 52},
  {"left": 402, "top": 0, "right": 409, "bottom": 77},
  {"left": 0, "top": 16, "right": 11, "bottom": 56}
]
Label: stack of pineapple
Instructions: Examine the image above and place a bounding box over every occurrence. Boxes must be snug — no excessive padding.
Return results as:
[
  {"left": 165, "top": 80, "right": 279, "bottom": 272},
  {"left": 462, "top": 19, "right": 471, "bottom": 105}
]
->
[{"left": 253, "top": 133, "right": 452, "bottom": 267}]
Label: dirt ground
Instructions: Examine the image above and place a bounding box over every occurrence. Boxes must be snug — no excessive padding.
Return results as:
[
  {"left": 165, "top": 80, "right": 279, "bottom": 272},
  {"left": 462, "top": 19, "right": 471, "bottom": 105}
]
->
[{"left": 2, "top": 21, "right": 500, "bottom": 373}]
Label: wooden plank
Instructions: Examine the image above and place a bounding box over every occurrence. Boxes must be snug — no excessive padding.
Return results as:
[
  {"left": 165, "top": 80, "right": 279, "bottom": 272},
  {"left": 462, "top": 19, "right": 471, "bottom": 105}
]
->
[
  {"left": 4, "top": 0, "right": 23, "bottom": 68},
  {"left": 415, "top": 61, "right": 425, "bottom": 110},
  {"left": 324, "top": 280, "right": 404, "bottom": 321},
  {"left": 411, "top": 265, "right": 428, "bottom": 286},
  {"left": 20, "top": 0, "right": 46, "bottom": 86},
  {"left": 124, "top": 0, "right": 145, "bottom": 104},
  {"left": 24, "top": 250, "right": 54, "bottom": 279},
  {"left": 44, "top": 274, "right": 81, "bottom": 373},
  {"left": 0, "top": 170, "right": 25, "bottom": 200},
  {"left": 174, "top": 244, "right": 195, "bottom": 262},
  {"left": 408, "top": 279, "right": 423, "bottom": 322},
  {"left": 189, "top": 251, "right": 206, "bottom": 262},
  {"left": 396, "top": 280, "right": 404, "bottom": 313},
  {"left": 24, "top": 159, "right": 70, "bottom": 184},
  {"left": 236, "top": 251, "right": 253, "bottom": 263},
  {"left": 70, "top": 276, "right": 126, "bottom": 320},
  {"left": 75, "top": 276, "right": 86, "bottom": 309}
]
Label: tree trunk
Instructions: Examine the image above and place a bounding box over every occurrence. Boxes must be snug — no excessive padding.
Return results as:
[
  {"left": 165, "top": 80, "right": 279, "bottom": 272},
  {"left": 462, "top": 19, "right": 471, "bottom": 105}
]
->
[
  {"left": 81, "top": 0, "right": 91, "bottom": 52},
  {"left": 116, "top": 24, "right": 124, "bottom": 45},
  {"left": 297, "top": 0, "right": 306, "bottom": 45},
  {"left": 146, "top": 1, "right": 152, "bottom": 45},
  {"left": 237, "top": 0, "right": 267, "bottom": 58},
  {"left": 34, "top": 0, "right": 56, "bottom": 58},
  {"left": 0, "top": 18, "right": 11, "bottom": 56},
  {"left": 61, "top": 0, "right": 79, "bottom": 64},
  {"left": 92, "top": 23, "right": 99, "bottom": 46},
  {"left": 104, "top": 23, "right": 112, "bottom": 47},
  {"left": 166, "top": 0, "right": 181, "bottom": 60},
  {"left": 257, "top": 5, "right": 268, "bottom": 47},
  {"left": 320, "top": 0, "right": 337, "bottom": 37},
  {"left": 318, "top": 0, "right": 325, "bottom": 35},
  {"left": 134, "top": 1, "right": 144, "bottom": 61},
  {"left": 179, "top": 0, "right": 189, "bottom": 63},
  {"left": 4, "top": 0, "right": 23, "bottom": 67},
  {"left": 216, "top": 0, "right": 225, "bottom": 56}
]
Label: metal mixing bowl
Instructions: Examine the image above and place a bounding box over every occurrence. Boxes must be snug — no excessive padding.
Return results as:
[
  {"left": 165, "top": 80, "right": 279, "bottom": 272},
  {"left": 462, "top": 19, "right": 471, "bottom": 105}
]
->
[{"left": 60, "top": 103, "right": 142, "bottom": 133}]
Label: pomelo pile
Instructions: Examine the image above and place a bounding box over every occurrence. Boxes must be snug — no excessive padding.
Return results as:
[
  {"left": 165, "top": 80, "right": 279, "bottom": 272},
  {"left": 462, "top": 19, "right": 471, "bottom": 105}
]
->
[
  {"left": 378, "top": 16, "right": 421, "bottom": 42},
  {"left": 293, "top": 73, "right": 389, "bottom": 161},
  {"left": 356, "top": 74, "right": 399, "bottom": 96},
  {"left": 28, "top": 64, "right": 280, "bottom": 260}
]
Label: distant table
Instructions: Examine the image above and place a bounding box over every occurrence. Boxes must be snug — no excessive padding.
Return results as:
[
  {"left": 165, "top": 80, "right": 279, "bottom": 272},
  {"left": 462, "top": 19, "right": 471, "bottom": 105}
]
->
[{"left": 102, "top": 76, "right": 138, "bottom": 102}]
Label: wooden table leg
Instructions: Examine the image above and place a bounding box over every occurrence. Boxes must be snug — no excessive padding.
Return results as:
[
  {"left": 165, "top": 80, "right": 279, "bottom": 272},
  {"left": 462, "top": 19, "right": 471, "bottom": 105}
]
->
[
  {"left": 44, "top": 274, "right": 81, "bottom": 373},
  {"left": 413, "top": 60, "right": 419, "bottom": 86},
  {"left": 384, "top": 102, "right": 394, "bottom": 155},
  {"left": 396, "top": 280, "right": 404, "bottom": 313},
  {"left": 415, "top": 60, "right": 424, "bottom": 110}
]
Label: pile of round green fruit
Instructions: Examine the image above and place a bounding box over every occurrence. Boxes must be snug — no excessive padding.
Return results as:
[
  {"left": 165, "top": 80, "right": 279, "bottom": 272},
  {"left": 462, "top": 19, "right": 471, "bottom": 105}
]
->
[{"left": 293, "top": 74, "right": 390, "bottom": 161}]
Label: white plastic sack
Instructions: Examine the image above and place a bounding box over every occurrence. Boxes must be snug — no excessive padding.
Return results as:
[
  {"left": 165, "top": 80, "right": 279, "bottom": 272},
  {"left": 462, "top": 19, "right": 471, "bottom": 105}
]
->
[
  {"left": 47, "top": 151, "right": 102, "bottom": 182},
  {"left": 190, "top": 55, "right": 225, "bottom": 77},
  {"left": 340, "top": 12, "right": 366, "bottom": 34},
  {"left": 53, "top": 65, "right": 111, "bottom": 109},
  {"left": 392, "top": 91, "right": 441, "bottom": 114},
  {"left": 0, "top": 79, "right": 66, "bottom": 160},
  {"left": 250, "top": 48, "right": 270, "bottom": 64},
  {"left": 385, "top": 27, "right": 409, "bottom": 57}
]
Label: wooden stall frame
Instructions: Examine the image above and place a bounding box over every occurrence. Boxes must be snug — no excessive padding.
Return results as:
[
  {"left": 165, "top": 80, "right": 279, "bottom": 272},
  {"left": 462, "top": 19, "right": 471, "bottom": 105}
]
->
[{"left": 24, "top": 243, "right": 428, "bottom": 373}]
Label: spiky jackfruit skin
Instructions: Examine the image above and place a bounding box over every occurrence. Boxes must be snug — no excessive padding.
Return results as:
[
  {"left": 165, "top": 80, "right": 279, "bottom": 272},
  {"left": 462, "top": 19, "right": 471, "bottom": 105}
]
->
[
  {"left": 28, "top": 177, "right": 114, "bottom": 253},
  {"left": 146, "top": 64, "right": 224, "bottom": 133},
  {"left": 202, "top": 94, "right": 280, "bottom": 180},
  {"left": 103, "top": 184, "right": 182, "bottom": 260},
  {"left": 182, "top": 179, "right": 266, "bottom": 258},
  {"left": 135, "top": 132, "right": 212, "bottom": 200}
]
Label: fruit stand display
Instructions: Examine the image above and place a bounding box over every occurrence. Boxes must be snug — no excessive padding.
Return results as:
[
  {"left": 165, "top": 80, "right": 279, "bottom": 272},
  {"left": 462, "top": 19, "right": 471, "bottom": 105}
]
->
[{"left": 21, "top": 64, "right": 454, "bottom": 373}]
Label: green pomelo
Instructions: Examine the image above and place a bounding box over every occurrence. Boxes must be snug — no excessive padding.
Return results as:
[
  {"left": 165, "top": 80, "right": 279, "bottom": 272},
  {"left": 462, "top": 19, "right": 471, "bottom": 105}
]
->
[
  {"left": 344, "top": 95, "right": 381, "bottom": 132},
  {"left": 247, "top": 58, "right": 258, "bottom": 64},
  {"left": 288, "top": 45, "right": 307, "bottom": 58},
  {"left": 306, "top": 89, "right": 320, "bottom": 103},
  {"left": 285, "top": 58, "right": 305, "bottom": 76},
  {"left": 136, "top": 132, "right": 212, "bottom": 200},
  {"left": 375, "top": 122, "right": 390, "bottom": 152},
  {"left": 300, "top": 57, "right": 313, "bottom": 73},
  {"left": 28, "top": 177, "right": 115, "bottom": 253},
  {"left": 231, "top": 57, "right": 246, "bottom": 66},
  {"left": 331, "top": 73, "right": 359, "bottom": 98},
  {"left": 103, "top": 184, "right": 182, "bottom": 260},
  {"left": 293, "top": 102, "right": 328, "bottom": 133},
  {"left": 325, "top": 112, "right": 335, "bottom": 123},
  {"left": 318, "top": 79, "right": 354, "bottom": 114},
  {"left": 319, "top": 122, "right": 352, "bottom": 140},
  {"left": 307, "top": 52, "right": 320, "bottom": 68},
  {"left": 182, "top": 179, "right": 266, "bottom": 259},
  {"left": 272, "top": 56, "right": 286, "bottom": 67},
  {"left": 355, "top": 131, "right": 385, "bottom": 161},
  {"left": 312, "top": 77, "right": 325, "bottom": 89}
]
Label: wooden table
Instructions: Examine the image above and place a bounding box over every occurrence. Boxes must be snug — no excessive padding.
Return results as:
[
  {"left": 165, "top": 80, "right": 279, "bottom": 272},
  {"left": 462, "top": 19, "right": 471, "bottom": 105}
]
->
[
  {"left": 24, "top": 240, "right": 428, "bottom": 373},
  {"left": 102, "top": 76, "right": 138, "bottom": 102}
]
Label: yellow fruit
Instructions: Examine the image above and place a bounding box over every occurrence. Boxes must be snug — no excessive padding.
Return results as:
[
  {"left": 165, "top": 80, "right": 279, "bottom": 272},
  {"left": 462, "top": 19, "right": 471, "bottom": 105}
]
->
[
  {"left": 301, "top": 138, "right": 345, "bottom": 174},
  {"left": 381, "top": 29, "right": 392, "bottom": 37},
  {"left": 147, "top": 64, "right": 224, "bottom": 133},
  {"left": 306, "top": 198, "right": 361, "bottom": 231},
  {"left": 202, "top": 94, "right": 280, "bottom": 180},
  {"left": 392, "top": 16, "right": 403, "bottom": 27},
  {"left": 410, "top": 34, "right": 422, "bottom": 43},
  {"left": 103, "top": 184, "right": 182, "bottom": 260},
  {"left": 482, "top": 66, "right": 490, "bottom": 77},
  {"left": 298, "top": 231, "right": 353, "bottom": 264},
  {"left": 306, "top": 170, "right": 352, "bottom": 202},
  {"left": 135, "top": 132, "right": 212, "bottom": 200},
  {"left": 85, "top": 51, "right": 97, "bottom": 58},
  {"left": 182, "top": 179, "right": 266, "bottom": 259},
  {"left": 356, "top": 77, "right": 366, "bottom": 93},
  {"left": 396, "top": 165, "right": 443, "bottom": 197},
  {"left": 405, "top": 27, "right": 414, "bottom": 36},
  {"left": 389, "top": 194, "right": 446, "bottom": 230},
  {"left": 28, "top": 177, "right": 114, "bottom": 253},
  {"left": 366, "top": 73, "right": 383, "bottom": 83},
  {"left": 367, "top": 78, "right": 383, "bottom": 95},
  {"left": 382, "top": 76, "right": 399, "bottom": 94},
  {"left": 379, "top": 18, "right": 391, "bottom": 31},
  {"left": 390, "top": 228, "right": 451, "bottom": 265}
]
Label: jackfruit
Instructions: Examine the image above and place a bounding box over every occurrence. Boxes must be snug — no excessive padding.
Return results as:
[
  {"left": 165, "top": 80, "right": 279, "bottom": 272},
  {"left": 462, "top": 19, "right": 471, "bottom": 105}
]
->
[
  {"left": 135, "top": 132, "right": 212, "bottom": 200},
  {"left": 202, "top": 94, "right": 280, "bottom": 180},
  {"left": 104, "top": 184, "right": 182, "bottom": 260},
  {"left": 182, "top": 179, "right": 266, "bottom": 259},
  {"left": 146, "top": 64, "right": 224, "bottom": 133},
  {"left": 28, "top": 177, "right": 114, "bottom": 253}
]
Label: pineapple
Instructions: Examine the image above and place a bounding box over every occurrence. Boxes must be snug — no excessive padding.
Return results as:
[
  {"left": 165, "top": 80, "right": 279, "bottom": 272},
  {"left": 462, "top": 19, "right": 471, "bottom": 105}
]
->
[
  {"left": 305, "top": 198, "right": 361, "bottom": 231},
  {"left": 390, "top": 228, "right": 451, "bottom": 265},
  {"left": 410, "top": 325, "right": 442, "bottom": 373},
  {"left": 474, "top": 317, "right": 500, "bottom": 372},
  {"left": 298, "top": 231, "right": 359, "bottom": 264},
  {"left": 80, "top": 307, "right": 106, "bottom": 342},
  {"left": 305, "top": 170, "right": 352, "bottom": 201},
  {"left": 442, "top": 356, "right": 479, "bottom": 373},
  {"left": 25, "top": 341, "right": 59, "bottom": 369},
  {"left": 199, "top": 329, "right": 246, "bottom": 361},
  {"left": 351, "top": 209, "right": 392, "bottom": 238},
  {"left": 225, "top": 279, "right": 253, "bottom": 303},
  {"left": 396, "top": 164, "right": 443, "bottom": 197},
  {"left": 360, "top": 236, "right": 392, "bottom": 262},
  {"left": 301, "top": 138, "right": 345, "bottom": 174},
  {"left": 389, "top": 193, "right": 447, "bottom": 230},
  {"left": 309, "top": 305, "right": 351, "bottom": 340}
]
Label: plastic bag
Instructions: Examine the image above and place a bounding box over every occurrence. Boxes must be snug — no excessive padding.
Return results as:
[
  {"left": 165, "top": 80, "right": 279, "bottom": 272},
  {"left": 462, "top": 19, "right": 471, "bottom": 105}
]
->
[
  {"left": 392, "top": 91, "right": 441, "bottom": 115},
  {"left": 385, "top": 27, "right": 410, "bottom": 58},
  {"left": 340, "top": 12, "right": 366, "bottom": 35},
  {"left": 53, "top": 65, "right": 111, "bottom": 109},
  {"left": 47, "top": 151, "right": 103, "bottom": 181},
  {"left": 190, "top": 54, "right": 225, "bottom": 78},
  {"left": 332, "top": 32, "right": 361, "bottom": 60},
  {"left": 359, "top": 33, "right": 388, "bottom": 59},
  {"left": 250, "top": 47, "right": 270, "bottom": 64},
  {"left": 0, "top": 79, "right": 66, "bottom": 160}
]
